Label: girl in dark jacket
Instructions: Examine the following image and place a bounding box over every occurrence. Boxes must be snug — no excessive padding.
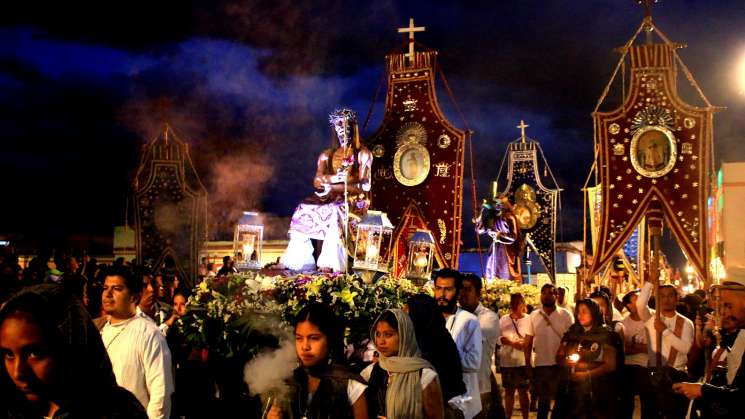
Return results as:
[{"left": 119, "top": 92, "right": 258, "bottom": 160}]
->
[
  {"left": 266, "top": 303, "right": 368, "bottom": 419},
  {"left": 0, "top": 284, "right": 147, "bottom": 419}
]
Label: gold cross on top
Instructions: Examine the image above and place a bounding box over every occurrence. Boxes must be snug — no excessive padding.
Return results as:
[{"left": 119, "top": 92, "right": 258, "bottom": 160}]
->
[
  {"left": 398, "top": 18, "right": 425, "bottom": 64},
  {"left": 517, "top": 120, "right": 529, "bottom": 143}
]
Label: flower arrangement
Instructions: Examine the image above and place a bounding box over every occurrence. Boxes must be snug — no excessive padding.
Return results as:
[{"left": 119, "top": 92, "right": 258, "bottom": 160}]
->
[
  {"left": 178, "top": 273, "right": 282, "bottom": 359},
  {"left": 272, "top": 273, "right": 421, "bottom": 344},
  {"left": 480, "top": 280, "right": 541, "bottom": 316},
  {"left": 178, "top": 273, "right": 540, "bottom": 358}
]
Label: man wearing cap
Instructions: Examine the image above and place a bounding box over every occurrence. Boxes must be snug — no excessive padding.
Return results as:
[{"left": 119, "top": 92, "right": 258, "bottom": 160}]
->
[{"left": 672, "top": 266, "right": 745, "bottom": 417}]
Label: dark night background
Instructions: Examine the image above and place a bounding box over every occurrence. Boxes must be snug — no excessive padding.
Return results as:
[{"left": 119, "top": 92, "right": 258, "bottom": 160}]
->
[{"left": 1, "top": 1, "right": 744, "bottom": 262}]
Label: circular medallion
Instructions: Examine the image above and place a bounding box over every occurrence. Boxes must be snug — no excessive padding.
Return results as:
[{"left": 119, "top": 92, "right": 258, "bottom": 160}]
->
[
  {"left": 608, "top": 123, "right": 620, "bottom": 135},
  {"left": 437, "top": 134, "right": 451, "bottom": 149},
  {"left": 393, "top": 142, "right": 430, "bottom": 186},
  {"left": 630, "top": 125, "right": 678, "bottom": 178},
  {"left": 372, "top": 144, "right": 385, "bottom": 158},
  {"left": 684, "top": 117, "right": 696, "bottom": 129}
]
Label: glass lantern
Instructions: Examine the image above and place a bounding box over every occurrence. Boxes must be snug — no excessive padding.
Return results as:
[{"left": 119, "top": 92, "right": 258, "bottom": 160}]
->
[
  {"left": 233, "top": 211, "right": 263, "bottom": 271},
  {"left": 353, "top": 210, "right": 394, "bottom": 272},
  {"left": 406, "top": 229, "right": 435, "bottom": 284}
]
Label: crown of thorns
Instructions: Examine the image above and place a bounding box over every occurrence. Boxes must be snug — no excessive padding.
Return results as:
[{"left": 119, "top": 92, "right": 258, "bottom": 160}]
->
[{"left": 328, "top": 108, "right": 357, "bottom": 125}]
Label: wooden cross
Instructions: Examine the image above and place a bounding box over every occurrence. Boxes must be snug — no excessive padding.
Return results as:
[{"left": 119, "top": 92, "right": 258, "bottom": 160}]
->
[
  {"left": 397, "top": 18, "right": 425, "bottom": 63},
  {"left": 517, "top": 120, "right": 529, "bottom": 143}
]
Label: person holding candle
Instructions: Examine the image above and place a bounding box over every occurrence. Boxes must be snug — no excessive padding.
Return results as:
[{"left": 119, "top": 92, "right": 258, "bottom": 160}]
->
[{"left": 553, "top": 298, "right": 618, "bottom": 419}]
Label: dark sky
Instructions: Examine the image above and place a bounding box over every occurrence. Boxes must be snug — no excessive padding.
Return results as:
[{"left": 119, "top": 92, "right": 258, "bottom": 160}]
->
[{"left": 1, "top": 0, "right": 744, "bottom": 255}]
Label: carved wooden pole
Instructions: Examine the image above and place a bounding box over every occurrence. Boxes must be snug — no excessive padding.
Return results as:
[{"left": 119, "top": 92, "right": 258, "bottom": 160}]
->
[{"left": 647, "top": 203, "right": 664, "bottom": 369}]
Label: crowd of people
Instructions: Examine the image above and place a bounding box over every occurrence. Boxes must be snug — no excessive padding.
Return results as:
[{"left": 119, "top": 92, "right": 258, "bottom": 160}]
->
[
  {"left": 1, "top": 247, "right": 744, "bottom": 418},
  {"left": 265, "top": 268, "right": 744, "bottom": 419}
]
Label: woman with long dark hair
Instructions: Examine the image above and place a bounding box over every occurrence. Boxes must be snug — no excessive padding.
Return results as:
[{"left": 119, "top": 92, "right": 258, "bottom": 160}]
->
[
  {"left": 553, "top": 298, "right": 619, "bottom": 419},
  {"left": 406, "top": 294, "right": 467, "bottom": 407},
  {"left": 0, "top": 284, "right": 147, "bottom": 418},
  {"left": 266, "top": 303, "right": 368, "bottom": 419},
  {"left": 362, "top": 309, "right": 444, "bottom": 419}
]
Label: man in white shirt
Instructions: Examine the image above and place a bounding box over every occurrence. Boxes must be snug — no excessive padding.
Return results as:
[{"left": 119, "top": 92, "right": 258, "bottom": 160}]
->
[
  {"left": 637, "top": 281, "right": 693, "bottom": 418},
  {"left": 460, "top": 273, "right": 504, "bottom": 419},
  {"left": 498, "top": 293, "right": 531, "bottom": 419},
  {"left": 435, "top": 268, "right": 483, "bottom": 419},
  {"left": 100, "top": 266, "right": 174, "bottom": 419},
  {"left": 524, "top": 283, "right": 574, "bottom": 419},
  {"left": 619, "top": 288, "right": 656, "bottom": 419}
]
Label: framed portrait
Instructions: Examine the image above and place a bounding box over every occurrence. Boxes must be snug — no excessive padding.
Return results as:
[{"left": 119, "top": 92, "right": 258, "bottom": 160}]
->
[
  {"left": 393, "top": 143, "right": 430, "bottom": 186},
  {"left": 514, "top": 200, "right": 540, "bottom": 230},
  {"left": 629, "top": 125, "right": 677, "bottom": 178}
]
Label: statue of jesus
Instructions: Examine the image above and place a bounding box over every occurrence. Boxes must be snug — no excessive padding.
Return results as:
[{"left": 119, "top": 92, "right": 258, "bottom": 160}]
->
[
  {"left": 475, "top": 194, "right": 523, "bottom": 283},
  {"left": 280, "top": 108, "right": 372, "bottom": 272}
]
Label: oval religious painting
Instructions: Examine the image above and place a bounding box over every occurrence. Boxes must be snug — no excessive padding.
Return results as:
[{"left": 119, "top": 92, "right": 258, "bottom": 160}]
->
[
  {"left": 393, "top": 143, "right": 430, "bottom": 186},
  {"left": 514, "top": 200, "right": 540, "bottom": 230},
  {"left": 629, "top": 125, "right": 677, "bottom": 178}
]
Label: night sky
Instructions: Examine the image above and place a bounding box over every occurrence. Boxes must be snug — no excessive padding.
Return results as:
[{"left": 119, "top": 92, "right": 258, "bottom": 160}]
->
[{"left": 2, "top": 1, "right": 744, "bottom": 256}]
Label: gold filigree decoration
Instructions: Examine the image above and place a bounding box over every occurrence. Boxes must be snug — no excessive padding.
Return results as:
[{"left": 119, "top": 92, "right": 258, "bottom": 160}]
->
[
  {"left": 684, "top": 117, "right": 696, "bottom": 129},
  {"left": 613, "top": 143, "right": 625, "bottom": 156},
  {"left": 375, "top": 167, "right": 393, "bottom": 180},
  {"left": 631, "top": 105, "right": 674, "bottom": 133},
  {"left": 609, "top": 123, "right": 620, "bottom": 135},
  {"left": 403, "top": 97, "right": 418, "bottom": 112},
  {"left": 681, "top": 142, "right": 693, "bottom": 155},
  {"left": 437, "top": 219, "right": 447, "bottom": 244},
  {"left": 396, "top": 122, "right": 428, "bottom": 147},
  {"left": 433, "top": 162, "right": 452, "bottom": 177}
]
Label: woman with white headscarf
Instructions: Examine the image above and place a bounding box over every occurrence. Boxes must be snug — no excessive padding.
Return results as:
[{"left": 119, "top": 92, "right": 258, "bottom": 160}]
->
[{"left": 361, "top": 309, "right": 444, "bottom": 419}]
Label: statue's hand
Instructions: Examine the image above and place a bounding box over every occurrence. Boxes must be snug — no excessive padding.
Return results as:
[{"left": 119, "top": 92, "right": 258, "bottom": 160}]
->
[
  {"left": 329, "top": 171, "right": 347, "bottom": 184},
  {"left": 315, "top": 184, "right": 332, "bottom": 197},
  {"left": 488, "top": 231, "right": 500, "bottom": 241}
]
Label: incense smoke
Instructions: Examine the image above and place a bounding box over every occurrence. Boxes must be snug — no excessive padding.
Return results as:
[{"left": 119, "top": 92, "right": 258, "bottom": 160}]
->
[{"left": 243, "top": 315, "right": 296, "bottom": 400}]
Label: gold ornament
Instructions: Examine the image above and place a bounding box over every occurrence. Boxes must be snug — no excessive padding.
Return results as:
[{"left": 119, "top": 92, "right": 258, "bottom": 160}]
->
[
  {"left": 437, "top": 134, "right": 451, "bottom": 149},
  {"left": 372, "top": 144, "right": 385, "bottom": 158}
]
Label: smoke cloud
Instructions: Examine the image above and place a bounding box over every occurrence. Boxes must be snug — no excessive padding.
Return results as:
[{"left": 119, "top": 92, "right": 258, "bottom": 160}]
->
[{"left": 243, "top": 314, "right": 296, "bottom": 404}]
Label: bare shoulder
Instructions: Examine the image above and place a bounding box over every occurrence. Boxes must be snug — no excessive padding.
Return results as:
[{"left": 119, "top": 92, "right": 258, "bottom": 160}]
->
[{"left": 317, "top": 148, "right": 332, "bottom": 161}]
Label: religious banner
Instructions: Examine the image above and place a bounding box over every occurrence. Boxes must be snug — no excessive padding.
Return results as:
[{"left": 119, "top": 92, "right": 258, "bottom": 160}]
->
[
  {"left": 590, "top": 26, "right": 718, "bottom": 280},
  {"left": 587, "top": 184, "right": 603, "bottom": 252},
  {"left": 133, "top": 124, "right": 208, "bottom": 288},
  {"left": 496, "top": 123, "right": 560, "bottom": 280},
  {"left": 369, "top": 20, "right": 466, "bottom": 271}
]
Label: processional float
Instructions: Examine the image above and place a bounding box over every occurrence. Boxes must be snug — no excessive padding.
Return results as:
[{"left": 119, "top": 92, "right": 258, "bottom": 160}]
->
[
  {"left": 367, "top": 19, "right": 469, "bottom": 278},
  {"left": 586, "top": 1, "right": 720, "bottom": 368},
  {"left": 490, "top": 121, "right": 561, "bottom": 282},
  {"left": 133, "top": 124, "right": 208, "bottom": 288}
]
